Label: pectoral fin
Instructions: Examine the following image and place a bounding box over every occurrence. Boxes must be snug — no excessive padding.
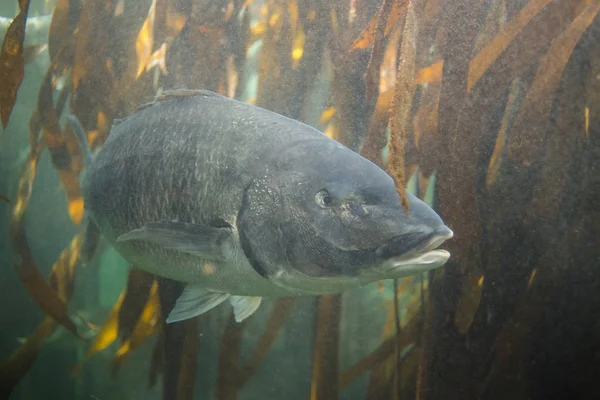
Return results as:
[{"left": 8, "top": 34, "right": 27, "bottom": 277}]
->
[
  {"left": 166, "top": 284, "right": 230, "bottom": 323},
  {"left": 117, "top": 221, "right": 231, "bottom": 260},
  {"left": 229, "top": 296, "right": 262, "bottom": 323}
]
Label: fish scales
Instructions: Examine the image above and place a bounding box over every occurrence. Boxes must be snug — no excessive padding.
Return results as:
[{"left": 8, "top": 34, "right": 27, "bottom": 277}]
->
[
  {"left": 83, "top": 93, "right": 337, "bottom": 294},
  {"left": 89, "top": 94, "right": 324, "bottom": 232}
]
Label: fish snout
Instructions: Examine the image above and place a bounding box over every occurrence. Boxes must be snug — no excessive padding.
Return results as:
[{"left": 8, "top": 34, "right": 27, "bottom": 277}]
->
[
  {"left": 404, "top": 192, "right": 446, "bottom": 229},
  {"left": 376, "top": 192, "right": 454, "bottom": 261}
]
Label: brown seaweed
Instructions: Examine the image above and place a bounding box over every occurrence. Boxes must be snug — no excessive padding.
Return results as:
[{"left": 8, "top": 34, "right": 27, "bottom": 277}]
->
[
  {"left": 508, "top": 3, "right": 600, "bottom": 167},
  {"left": 363, "top": 0, "right": 396, "bottom": 101},
  {"left": 350, "top": 0, "right": 406, "bottom": 51},
  {"left": 111, "top": 280, "right": 161, "bottom": 374},
  {"left": 3, "top": 0, "right": 600, "bottom": 398},
  {"left": 237, "top": 298, "right": 294, "bottom": 386},
  {"left": 309, "top": 294, "right": 341, "bottom": 400},
  {"left": 0, "top": 0, "right": 30, "bottom": 129},
  {"left": 9, "top": 105, "right": 83, "bottom": 342},
  {"left": 71, "top": 290, "right": 125, "bottom": 376},
  {"left": 1, "top": 228, "right": 86, "bottom": 395},
  {"left": 387, "top": 0, "right": 419, "bottom": 215},
  {"left": 0, "top": 317, "right": 56, "bottom": 398},
  {"left": 118, "top": 269, "right": 156, "bottom": 341}
]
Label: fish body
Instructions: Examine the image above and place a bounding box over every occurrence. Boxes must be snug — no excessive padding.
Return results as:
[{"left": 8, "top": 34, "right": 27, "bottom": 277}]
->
[{"left": 73, "top": 90, "right": 453, "bottom": 323}]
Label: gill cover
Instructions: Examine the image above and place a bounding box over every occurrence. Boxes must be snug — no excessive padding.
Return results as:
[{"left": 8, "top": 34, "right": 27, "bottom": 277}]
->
[{"left": 237, "top": 173, "right": 370, "bottom": 295}]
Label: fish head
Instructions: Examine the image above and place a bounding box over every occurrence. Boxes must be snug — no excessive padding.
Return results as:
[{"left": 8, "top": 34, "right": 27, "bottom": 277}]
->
[{"left": 238, "top": 140, "right": 453, "bottom": 293}]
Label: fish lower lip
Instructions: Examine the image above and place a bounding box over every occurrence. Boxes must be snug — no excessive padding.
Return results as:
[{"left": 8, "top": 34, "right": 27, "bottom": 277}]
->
[
  {"left": 386, "top": 227, "right": 454, "bottom": 275},
  {"left": 390, "top": 249, "right": 451, "bottom": 271},
  {"left": 387, "top": 228, "right": 453, "bottom": 272}
]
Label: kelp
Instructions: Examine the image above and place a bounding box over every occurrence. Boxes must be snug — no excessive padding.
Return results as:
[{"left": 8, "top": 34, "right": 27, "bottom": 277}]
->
[
  {"left": 415, "top": 1, "right": 599, "bottom": 399},
  {"left": 118, "top": 269, "right": 156, "bottom": 341},
  {"left": 1, "top": 228, "right": 85, "bottom": 395},
  {"left": 39, "top": 56, "right": 84, "bottom": 224},
  {"left": 215, "top": 297, "right": 295, "bottom": 399},
  {"left": 387, "top": 0, "right": 418, "bottom": 215},
  {"left": 363, "top": 0, "right": 396, "bottom": 101},
  {"left": 236, "top": 298, "right": 294, "bottom": 385},
  {"left": 309, "top": 295, "right": 341, "bottom": 400},
  {"left": 507, "top": 2, "right": 600, "bottom": 167},
  {"left": 0, "top": 317, "right": 56, "bottom": 398},
  {"left": 157, "top": 278, "right": 197, "bottom": 400},
  {"left": 8, "top": 64, "right": 84, "bottom": 344},
  {"left": 350, "top": 0, "right": 405, "bottom": 51},
  {"left": 72, "top": 270, "right": 162, "bottom": 376},
  {"left": 111, "top": 279, "right": 161, "bottom": 374},
  {"left": 71, "top": 290, "right": 125, "bottom": 376},
  {"left": 0, "top": 0, "right": 30, "bottom": 129},
  {"left": 2, "top": 0, "right": 599, "bottom": 399}
]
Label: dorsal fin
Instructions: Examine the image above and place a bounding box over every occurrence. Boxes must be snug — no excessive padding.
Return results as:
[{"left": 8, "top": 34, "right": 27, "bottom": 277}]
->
[{"left": 134, "top": 89, "right": 229, "bottom": 113}]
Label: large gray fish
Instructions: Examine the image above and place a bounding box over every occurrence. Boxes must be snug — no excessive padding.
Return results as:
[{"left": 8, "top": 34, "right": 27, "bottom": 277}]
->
[{"left": 68, "top": 89, "right": 453, "bottom": 324}]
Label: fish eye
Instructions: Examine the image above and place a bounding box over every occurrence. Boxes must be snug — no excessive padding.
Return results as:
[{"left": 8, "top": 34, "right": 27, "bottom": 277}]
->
[{"left": 315, "top": 190, "right": 333, "bottom": 208}]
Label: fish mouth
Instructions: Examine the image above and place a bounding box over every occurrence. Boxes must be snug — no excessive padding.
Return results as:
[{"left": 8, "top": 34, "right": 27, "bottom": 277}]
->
[{"left": 375, "top": 227, "right": 454, "bottom": 277}]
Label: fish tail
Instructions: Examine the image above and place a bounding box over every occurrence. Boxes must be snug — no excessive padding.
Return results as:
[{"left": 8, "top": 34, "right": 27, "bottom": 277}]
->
[{"left": 66, "top": 114, "right": 93, "bottom": 169}]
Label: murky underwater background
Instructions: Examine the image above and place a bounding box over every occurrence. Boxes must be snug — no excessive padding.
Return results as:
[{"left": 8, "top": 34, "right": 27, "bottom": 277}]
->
[{"left": 0, "top": 0, "right": 599, "bottom": 399}]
